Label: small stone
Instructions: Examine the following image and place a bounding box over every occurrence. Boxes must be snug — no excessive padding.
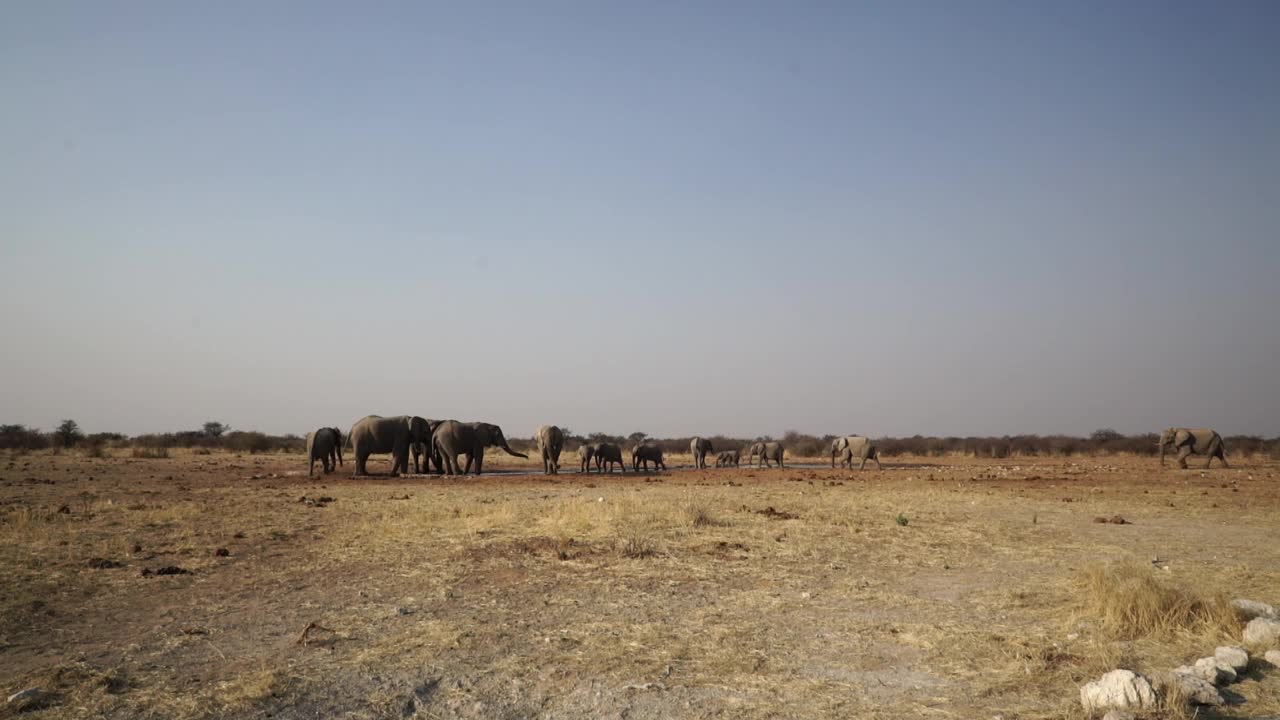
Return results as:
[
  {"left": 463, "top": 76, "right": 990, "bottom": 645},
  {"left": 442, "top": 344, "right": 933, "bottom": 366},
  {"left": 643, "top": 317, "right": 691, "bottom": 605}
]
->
[
  {"left": 1080, "top": 669, "right": 1157, "bottom": 712},
  {"left": 1168, "top": 671, "right": 1225, "bottom": 706},
  {"left": 214, "top": 548, "right": 230, "bottom": 557},
  {"left": 1243, "top": 617, "right": 1280, "bottom": 647},
  {"left": 6, "top": 688, "right": 39, "bottom": 704},
  {"left": 1214, "top": 646, "right": 1249, "bottom": 672},
  {"left": 1232, "top": 598, "right": 1278, "bottom": 621},
  {"left": 1102, "top": 711, "right": 1136, "bottom": 720},
  {"left": 397, "top": 607, "right": 413, "bottom": 616}
]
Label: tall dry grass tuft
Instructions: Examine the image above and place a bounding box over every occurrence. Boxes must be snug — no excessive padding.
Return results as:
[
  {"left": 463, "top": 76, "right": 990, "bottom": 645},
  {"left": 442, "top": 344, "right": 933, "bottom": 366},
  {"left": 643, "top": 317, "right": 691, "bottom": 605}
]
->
[{"left": 1076, "top": 561, "right": 1240, "bottom": 640}]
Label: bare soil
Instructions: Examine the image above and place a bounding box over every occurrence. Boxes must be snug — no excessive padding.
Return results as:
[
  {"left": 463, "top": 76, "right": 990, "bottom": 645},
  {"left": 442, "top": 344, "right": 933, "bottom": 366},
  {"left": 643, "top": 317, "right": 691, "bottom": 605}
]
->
[{"left": 1, "top": 451, "right": 1277, "bottom": 719}]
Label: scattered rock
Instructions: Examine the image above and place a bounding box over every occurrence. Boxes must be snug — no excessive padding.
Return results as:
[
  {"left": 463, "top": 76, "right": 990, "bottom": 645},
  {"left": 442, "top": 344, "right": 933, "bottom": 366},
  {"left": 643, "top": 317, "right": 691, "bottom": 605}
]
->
[
  {"left": 1215, "top": 646, "right": 1250, "bottom": 672},
  {"left": 214, "top": 548, "right": 230, "bottom": 557},
  {"left": 1243, "top": 617, "right": 1280, "bottom": 647},
  {"left": 1265, "top": 649, "right": 1280, "bottom": 666},
  {"left": 1080, "top": 669, "right": 1156, "bottom": 712},
  {"left": 298, "top": 496, "right": 335, "bottom": 507},
  {"left": 1102, "top": 711, "right": 1136, "bottom": 720},
  {"left": 1233, "top": 598, "right": 1278, "bottom": 621},
  {"left": 1190, "top": 656, "right": 1236, "bottom": 684},
  {"left": 756, "top": 506, "right": 800, "bottom": 520},
  {"left": 6, "top": 688, "right": 39, "bottom": 705},
  {"left": 1167, "top": 671, "right": 1225, "bottom": 706},
  {"left": 144, "top": 566, "right": 191, "bottom": 577},
  {"left": 86, "top": 557, "right": 124, "bottom": 569},
  {"left": 1092, "top": 515, "right": 1130, "bottom": 524}
]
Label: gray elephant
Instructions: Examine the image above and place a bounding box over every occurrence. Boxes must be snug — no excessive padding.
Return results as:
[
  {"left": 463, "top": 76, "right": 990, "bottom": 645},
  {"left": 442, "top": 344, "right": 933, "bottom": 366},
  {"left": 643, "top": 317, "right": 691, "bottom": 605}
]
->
[
  {"left": 831, "top": 435, "right": 881, "bottom": 470},
  {"left": 432, "top": 420, "right": 528, "bottom": 475},
  {"left": 631, "top": 443, "right": 666, "bottom": 472},
  {"left": 578, "top": 443, "right": 598, "bottom": 473},
  {"left": 595, "top": 443, "right": 625, "bottom": 473},
  {"left": 715, "top": 449, "right": 740, "bottom": 467},
  {"left": 758, "top": 441, "right": 784, "bottom": 468},
  {"left": 410, "top": 419, "right": 445, "bottom": 474},
  {"left": 1158, "top": 427, "right": 1228, "bottom": 469},
  {"left": 306, "top": 427, "right": 343, "bottom": 476},
  {"left": 690, "top": 437, "right": 713, "bottom": 469},
  {"left": 348, "top": 415, "right": 431, "bottom": 477},
  {"left": 535, "top": 425, "right": 565, "bottom": 475},
  {"left": 745, "top": 442, "right": 766, "bottom": 465}
]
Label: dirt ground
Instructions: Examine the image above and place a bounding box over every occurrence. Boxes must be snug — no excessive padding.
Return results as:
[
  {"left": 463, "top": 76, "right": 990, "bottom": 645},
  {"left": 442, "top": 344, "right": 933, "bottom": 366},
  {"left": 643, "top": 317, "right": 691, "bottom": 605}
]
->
[{"left": 1, "top": 450, "right": 1277, "bottom": 719}]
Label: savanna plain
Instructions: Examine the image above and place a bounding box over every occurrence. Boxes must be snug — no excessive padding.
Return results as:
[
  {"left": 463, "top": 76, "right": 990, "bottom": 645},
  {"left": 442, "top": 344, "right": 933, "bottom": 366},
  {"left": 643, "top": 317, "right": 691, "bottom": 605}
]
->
[{"left": 1, "top": 450, "right": 1277, "bottom": 719}]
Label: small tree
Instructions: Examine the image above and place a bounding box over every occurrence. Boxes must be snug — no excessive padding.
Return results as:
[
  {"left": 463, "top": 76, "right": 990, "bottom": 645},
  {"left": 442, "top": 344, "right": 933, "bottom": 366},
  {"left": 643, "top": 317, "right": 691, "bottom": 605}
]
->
[
  {"left": 55, "top": 419, "right": 83, "bottom": 448},
  {"left": 202, "top": 421, "right": 229, "bottom": 438},
  {"left": 627, "top": 431, "right": 648, "bottom": 446}
]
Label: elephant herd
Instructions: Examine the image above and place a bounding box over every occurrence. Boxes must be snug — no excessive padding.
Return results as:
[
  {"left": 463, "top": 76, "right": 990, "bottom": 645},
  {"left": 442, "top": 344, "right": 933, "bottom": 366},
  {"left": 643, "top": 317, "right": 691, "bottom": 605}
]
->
[{"left": 306, "top": 419, "right": 1231, "bottom": 478}]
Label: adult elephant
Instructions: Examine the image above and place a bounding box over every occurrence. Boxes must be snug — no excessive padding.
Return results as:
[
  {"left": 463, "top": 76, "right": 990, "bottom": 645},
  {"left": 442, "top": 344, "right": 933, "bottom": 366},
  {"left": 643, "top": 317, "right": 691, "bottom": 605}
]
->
[
  {"left": 759, "top": 441, "right": 784, "bottom": 468},
  {"left": 410, "top": 419, "right": 445, "bottom": 474},
  {"left": 1158, "top": 427, "right": 1228, "bottom": 469},
  {"left": 433, "top": 420, "right": 528, "bottom": 476},
  {"left": 690, "top": 437, "right": 713, "bottom": 469},
  {"left": 595, "top": 443, "right": 625, "bottom": 473},
  {"left": 631, "top": 443, "right": 666, "bottom": 472},
  {"left": 832, "top": 435, "right": 881, "bottom": 470},
  {"left": 535, "top": 425, "right": 565, "bottom": 475},
  {"left": 578, "top": 443, "right": 598, "bottom": 473},
  {"left": 306, "top": 427, "right": 343, "bottom": 476},
  {"left": 349, "top": 415, "right": 431, "bottom": 477}
]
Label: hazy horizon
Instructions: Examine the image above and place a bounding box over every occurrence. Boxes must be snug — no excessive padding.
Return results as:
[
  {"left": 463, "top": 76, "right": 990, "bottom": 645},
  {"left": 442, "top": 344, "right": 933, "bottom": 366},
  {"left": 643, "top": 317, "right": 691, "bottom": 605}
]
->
[{"left": 3, "top": 2, "right": 1278, "bottom": 439}]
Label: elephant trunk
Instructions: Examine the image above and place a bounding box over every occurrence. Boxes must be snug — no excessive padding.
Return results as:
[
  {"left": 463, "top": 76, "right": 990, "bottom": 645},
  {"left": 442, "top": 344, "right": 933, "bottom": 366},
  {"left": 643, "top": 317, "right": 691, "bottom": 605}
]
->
[{"left": 500, "top": 441, "right": 528, "bottom": 459}]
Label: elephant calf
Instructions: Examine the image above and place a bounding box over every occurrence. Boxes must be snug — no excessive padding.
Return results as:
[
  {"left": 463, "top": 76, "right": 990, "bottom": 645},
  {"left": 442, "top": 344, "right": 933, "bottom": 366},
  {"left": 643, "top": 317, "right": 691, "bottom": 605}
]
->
[
  {"left": 578, "top": 443, "right": 598, "bottom": 473},
  {"left": 758, "top": 441, "right": 784, "bottom": 468},
  {"left": 832, "top": 435, "right": 882, "bottom": 470},
  {"left": 1158, "top": 427, "right": 1228, "bottom": 469},
  {"left": 715, "top": 450, "right": 740, "bottom": 467},
  {"left": 306, "top": 427, "right": 343, "bottom": 476},
  {"left": 631, "top": 443, "right": 666, "bottom": 472},
  {"left": 595, "top": 443, "right": 625, "bottom": 473}
]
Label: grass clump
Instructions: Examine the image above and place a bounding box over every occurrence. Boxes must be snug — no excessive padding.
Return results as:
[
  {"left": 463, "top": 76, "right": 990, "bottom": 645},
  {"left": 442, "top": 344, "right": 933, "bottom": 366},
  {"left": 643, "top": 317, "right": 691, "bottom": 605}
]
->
[
  {"left": 131, "top": 447, "right": 169, "bottom": 459},
  {"left": 895, "top": 513, "right": 909, "bottom": 526},
  {"left": 1077, "top": 560, "right": 1240, "bottom": 640},
  {"left": 617, "top": 532, "right": 658, "bottom": 559}
]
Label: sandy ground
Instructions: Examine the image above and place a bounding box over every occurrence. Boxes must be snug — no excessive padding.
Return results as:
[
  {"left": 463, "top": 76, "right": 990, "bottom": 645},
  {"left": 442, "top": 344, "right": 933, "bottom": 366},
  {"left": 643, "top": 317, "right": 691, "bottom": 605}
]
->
[{"left": 1, "top": 450, "right": 1278, "bottom": 719}]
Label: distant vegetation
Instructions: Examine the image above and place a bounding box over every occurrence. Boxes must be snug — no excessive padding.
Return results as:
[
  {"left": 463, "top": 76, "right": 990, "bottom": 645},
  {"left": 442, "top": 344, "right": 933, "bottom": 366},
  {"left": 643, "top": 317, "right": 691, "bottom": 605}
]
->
[{"left": 2, "top": 421, "right": 1278, "bottom": 459}]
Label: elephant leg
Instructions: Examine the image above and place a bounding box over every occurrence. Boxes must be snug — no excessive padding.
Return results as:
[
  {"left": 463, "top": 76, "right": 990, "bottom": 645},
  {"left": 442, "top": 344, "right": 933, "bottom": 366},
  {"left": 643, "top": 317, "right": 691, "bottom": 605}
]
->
[
  {"left": 1177, "top": 447, "right": 1191, "bottom": 469},
  {"left": 309, "top": 455, "right": 315, "bottom": 477},
  {"left": 473, "top": 449, "right": 483, "bottom": 475},
  {"left": 874, "top": 454, "right": 882, "bottom": 470}
]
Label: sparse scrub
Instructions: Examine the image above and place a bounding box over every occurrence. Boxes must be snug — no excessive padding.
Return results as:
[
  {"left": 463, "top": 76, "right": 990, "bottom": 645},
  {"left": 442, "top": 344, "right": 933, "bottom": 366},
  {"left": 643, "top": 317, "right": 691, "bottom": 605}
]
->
[
  {"left": 132, "top": 447, "right": 169, "bottom": 459},
  {"left": 617, "top": 532, "right": 658, "bottom": 559},
  {"left": 1076, "top": 560, "right": 1241, "bottom": 640}
]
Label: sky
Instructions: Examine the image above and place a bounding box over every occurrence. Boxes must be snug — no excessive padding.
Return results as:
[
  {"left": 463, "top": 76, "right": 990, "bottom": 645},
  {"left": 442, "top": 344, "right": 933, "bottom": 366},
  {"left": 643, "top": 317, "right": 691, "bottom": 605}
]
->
[{"left": 1, "top": 1, "right": 1278, "bottom": 439}]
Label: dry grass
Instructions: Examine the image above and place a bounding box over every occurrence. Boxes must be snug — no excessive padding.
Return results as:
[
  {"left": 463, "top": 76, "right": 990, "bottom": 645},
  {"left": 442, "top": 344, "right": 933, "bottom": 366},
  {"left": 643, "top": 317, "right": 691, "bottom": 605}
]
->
[
  {"left": 0, "top": 453, "right": 1277, "bottom": 719},
  {"left": 1077, "top": 560, "right": 1242, "bottom": 640}
]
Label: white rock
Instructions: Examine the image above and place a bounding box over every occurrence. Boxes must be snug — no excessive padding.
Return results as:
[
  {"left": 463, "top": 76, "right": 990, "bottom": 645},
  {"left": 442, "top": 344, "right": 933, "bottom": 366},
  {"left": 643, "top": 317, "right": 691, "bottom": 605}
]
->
[
  {"left": 1102, "top": 711, "right": 1136, "bottom": 720},
  {"left": 1266, "top": 649, "right": 1280, "bottom": 665},
  {"left": 1168, "top": 671, "right": 1225, "bottom": 706},
  {"left": 6, "top": 688, "right": 39, "bottom": 704},
  {"left": 1243, "top": 617, "right": 1280, "bottom": 647},
  {"left": 1214, "top": 645, "right": 1249, "bottom": 672},
  {"left": 1080, "top": 669, "right": 1157, "bottom": 712},
  {"left": 1232, "top": 598, "right": 1278, "bottom": 620},
  {"left": 1192, "top": 656, "right": 1236, "bottom": 684}
]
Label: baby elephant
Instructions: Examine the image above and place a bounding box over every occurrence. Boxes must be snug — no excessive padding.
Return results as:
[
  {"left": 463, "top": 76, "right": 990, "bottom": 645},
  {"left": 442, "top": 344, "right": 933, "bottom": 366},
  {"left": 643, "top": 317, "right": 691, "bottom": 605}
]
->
[
  {"left": 578, "top": 443, "right": 598, "bottom": 473},
  {"left": 715, "top": 450, "right": 740, "bottom": 467},
  {"left": 595, "top": 443, "right": 626, "bottom": 473},
  {"left": 306, "top": 427, "right": 344, "bottom": 476},
  {"left": 631, "top": 443, "right": 666, "bottom": 472}
]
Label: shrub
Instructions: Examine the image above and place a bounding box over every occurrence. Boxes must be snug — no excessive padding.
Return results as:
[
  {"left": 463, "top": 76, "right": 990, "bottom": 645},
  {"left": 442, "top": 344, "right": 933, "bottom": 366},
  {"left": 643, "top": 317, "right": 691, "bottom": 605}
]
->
[
  {"left": 1077, "top": 560, "right": 1240, "bottom": 640},
  {"left": 132, "top": 447, "right": 169, "bottom": 459}
]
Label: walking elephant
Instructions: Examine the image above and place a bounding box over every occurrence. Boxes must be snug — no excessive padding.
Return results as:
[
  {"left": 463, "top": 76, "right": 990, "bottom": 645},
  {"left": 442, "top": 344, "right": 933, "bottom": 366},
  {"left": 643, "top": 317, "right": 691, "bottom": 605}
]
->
[
  {"left": 715, "top": 449, "right": 740, "bottom": 467},
  {"left": 536, "top": 425, "right": 565, "bottom": 475},
  {"left": 432, "top": 420, "right": 528, "bottom": 476},
  {"left": 595, "top": 443, "right": 625, "bottom": 473},
  {"left": 746, "top": 442, "right": 766, "bottom": 465},
  {"left": 832, "top": 435, "right": 881, "bottom": 470},
  {"left": 578, "top": 443, "right": 598, "bottom": 473},
  {"left": 690, "top": 437, "right": 713, "bottom": 469},
  {"left": 306, "top": 427, "right": 343, "bottom": 476},
  {"left": 758, "top": 441, "right": 784, "bottom": 468},
  {"left": 1158, "top": 427, "right": 1228, "bottom": 469},
  {"left": 631, "top": 443, "right": 666, "bottom": 471},
  {"left": 348, "top": 415, "right": 431, "bottom": 477}
]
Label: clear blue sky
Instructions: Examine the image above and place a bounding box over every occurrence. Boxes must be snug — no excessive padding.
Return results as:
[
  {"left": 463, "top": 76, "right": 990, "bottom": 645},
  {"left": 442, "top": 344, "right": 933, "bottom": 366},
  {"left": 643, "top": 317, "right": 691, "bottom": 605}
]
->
[{"left": 2, "top": 1, "right": 1277, "bottom": 438}]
